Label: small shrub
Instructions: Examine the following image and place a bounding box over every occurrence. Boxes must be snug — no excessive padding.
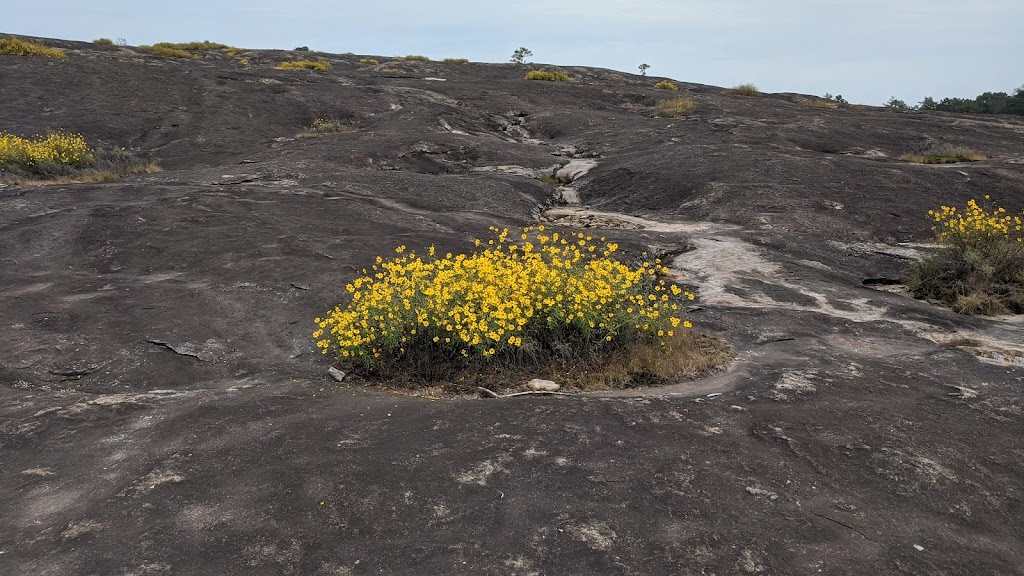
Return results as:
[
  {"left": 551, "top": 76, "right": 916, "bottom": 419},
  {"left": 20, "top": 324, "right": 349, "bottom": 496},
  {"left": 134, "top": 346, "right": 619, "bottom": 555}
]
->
[
  {"left": 885, "top": 96, "right": 910, "bottom": 109},
  {"left": 724, "top": 83, "right": 760, "bottom": 96},
  {"left": 115, "top": 38, "right": 128, "bottom": 47},
  {"left": 359, "top": 58, "right": 379, "bottom": 64},
  {"left": 443, "top": 57, "right": 469, "bottom": 64},
  {"left": 653, "top": 80, "right": 678, "bottom": 91},
  {"left": 823, "top": 92, "right": 849, "bottom": 104},
  {"left": 294, "top": 46, "right": 310, "bottom": 51},
  {"left": 404, "top": 54, "right": 430, "bottom": 62},
  {"left": 314, "top": 226, "right": 707, "bottom": 389},
  {"left": 908, "top": 196, "right": 1024, "bottom": 315},
  {"left": 525, "top": 70, "right": 573, "bottom": 82},
  {"left": 655, "top": 98, "right": 697, "bottom": 117},
  {"left": 510, "top": 47, "right": 533, "bottom": 64},
  {"left": 298, "top": 117, "right": 359, "bottom": 137},
  {"left": 900, "top": 144, "right": 986, "bottom": 164},
  {"left": 0, "top": 37, "right": 66, "bottom": 58},
  {"left": 276, "top": 60, "right": 331, "bottom": 71},
  {"left": 93, "top": 38, "right": 114, "bottom": 46}
]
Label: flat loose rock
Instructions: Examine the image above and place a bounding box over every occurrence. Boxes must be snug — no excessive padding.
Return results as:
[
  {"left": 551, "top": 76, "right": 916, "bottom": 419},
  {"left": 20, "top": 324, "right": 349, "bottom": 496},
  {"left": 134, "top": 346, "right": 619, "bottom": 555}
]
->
[{"left": 526, "top": 379, "right": 560, "bottom": 392}]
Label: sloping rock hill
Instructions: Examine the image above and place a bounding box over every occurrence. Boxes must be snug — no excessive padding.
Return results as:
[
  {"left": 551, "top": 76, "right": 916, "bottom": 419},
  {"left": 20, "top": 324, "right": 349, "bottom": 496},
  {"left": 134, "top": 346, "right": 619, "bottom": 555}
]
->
[{"left": 1, "top": 37, "right": 1023, "bottom": 575}]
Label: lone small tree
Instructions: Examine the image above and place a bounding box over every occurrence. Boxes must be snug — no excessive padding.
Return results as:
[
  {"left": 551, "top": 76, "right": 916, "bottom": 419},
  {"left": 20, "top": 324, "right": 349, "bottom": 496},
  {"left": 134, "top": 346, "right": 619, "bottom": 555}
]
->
[
  {"left": 638, "top": 63, "right": 650, "bottom": 76},
  {"left": 885, "top": 96, "right": 911, "bottom": 110},
  {"left": 510, "top": 47, "right": 533, "bottom": 64}
]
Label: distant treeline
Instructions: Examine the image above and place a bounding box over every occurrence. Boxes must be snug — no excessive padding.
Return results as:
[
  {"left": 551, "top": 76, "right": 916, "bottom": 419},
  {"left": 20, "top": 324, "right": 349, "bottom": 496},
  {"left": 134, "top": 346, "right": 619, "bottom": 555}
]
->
[{"left": 888, "top": 86, "right": 1024, "bottom": 115}]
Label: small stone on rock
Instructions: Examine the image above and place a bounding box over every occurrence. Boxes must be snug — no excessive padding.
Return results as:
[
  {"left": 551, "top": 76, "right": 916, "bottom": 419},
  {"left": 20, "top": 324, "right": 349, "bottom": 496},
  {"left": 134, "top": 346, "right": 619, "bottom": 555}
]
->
[
  {"left": 527, "top": 378, "right": 560, "bottom": 392},
  {"left": 328, "top": 367, "right": 347, "bottom": 382}
]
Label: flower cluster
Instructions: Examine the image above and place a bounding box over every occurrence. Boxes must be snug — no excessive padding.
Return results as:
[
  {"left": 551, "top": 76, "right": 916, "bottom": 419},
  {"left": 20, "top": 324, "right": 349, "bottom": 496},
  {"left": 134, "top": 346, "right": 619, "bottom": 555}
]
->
[
  {"left": 929, "top": 196, "right": 1024, "bottom": 249},
  {"left": 0, "top": 131, "right": 93, "bottom": 170},
  {"left": 315, "top": 226, "right": 694, "bottom": 367}
]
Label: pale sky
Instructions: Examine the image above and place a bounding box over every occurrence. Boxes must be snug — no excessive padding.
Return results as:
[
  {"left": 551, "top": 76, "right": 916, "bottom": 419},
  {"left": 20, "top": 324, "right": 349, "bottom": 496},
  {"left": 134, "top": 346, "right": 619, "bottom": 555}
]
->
[{"left": 3, "top": 0, "right": 1021, "bottom": 105}]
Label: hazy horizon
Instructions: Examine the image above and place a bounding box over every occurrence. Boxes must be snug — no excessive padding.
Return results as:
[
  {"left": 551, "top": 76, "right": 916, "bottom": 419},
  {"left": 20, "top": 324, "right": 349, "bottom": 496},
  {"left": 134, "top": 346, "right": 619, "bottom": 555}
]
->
[{"left": 3, "top": 0, "right": 1021, "bottom": 106}]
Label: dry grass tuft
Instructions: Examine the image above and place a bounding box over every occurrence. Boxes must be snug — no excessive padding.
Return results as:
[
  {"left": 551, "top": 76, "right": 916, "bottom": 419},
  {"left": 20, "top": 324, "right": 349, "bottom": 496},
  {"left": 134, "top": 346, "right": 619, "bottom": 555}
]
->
[
  {"left": 443, "top": 57, "right": 470, "bottom": 64},
  {"left": 144, "top": 45, "right": 197, "bottom": 59},
  {"left": 359, "top": 58, "right": 379, "bottom": 64},
  {"left": 276, "top": 60, "right": 332, "bottom": 71},
  {"left": 93, "top": 38, "right": 114, "bottom": 46},
  {"left": 655, "top": 98, "right": 698, "bottom": 117},
  {"left": 900, "top": 144, "right": 986, "bottom": 164},
  {"left": 724, "top": 83, "right": 760, "bottom": 96},
  {"left": 403, "top": 54, "right": 430, "bottom": 62},
  {"left": 653, "top": 80, "right": 678, "bottom": 91},
  {"left": 298, "top": 117, "right": 359, "bottom": 138},
  {"left": 798, "top": 97, "right": 838, "bottom": 109}
]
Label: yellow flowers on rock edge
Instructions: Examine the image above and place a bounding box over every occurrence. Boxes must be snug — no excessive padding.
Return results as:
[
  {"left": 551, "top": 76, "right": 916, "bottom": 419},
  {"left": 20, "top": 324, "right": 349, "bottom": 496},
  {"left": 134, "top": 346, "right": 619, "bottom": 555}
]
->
[
  {"left": 314, "top": 226, "right": 695, "bottom": 367},
  {"left": 0, "top": 131, "right": 93, "bottom": 169},
  {"left": 928, "top": 196, "right": 1024, "bottom": 249}
]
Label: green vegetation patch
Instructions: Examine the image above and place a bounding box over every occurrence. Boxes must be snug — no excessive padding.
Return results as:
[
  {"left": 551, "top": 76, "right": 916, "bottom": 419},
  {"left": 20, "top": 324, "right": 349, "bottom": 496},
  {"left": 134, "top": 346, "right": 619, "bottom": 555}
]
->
[
  {"left": 908, "top": 196, "right": 1024, "bottom": 314},
  {"left": 403, "top": 55, "right": 430, "bottom": 62},
  {"left": 653, "top": 80, "right": 678, "bottom": 91},
  {"left": 93, "top": 38, "right": 114, "bottom": 46},
  {"left": 0, "top": 37, "right": 66, "bottom": 58},
  {"left": 525, "top": 70, "right": 573, "bottom": 82}
]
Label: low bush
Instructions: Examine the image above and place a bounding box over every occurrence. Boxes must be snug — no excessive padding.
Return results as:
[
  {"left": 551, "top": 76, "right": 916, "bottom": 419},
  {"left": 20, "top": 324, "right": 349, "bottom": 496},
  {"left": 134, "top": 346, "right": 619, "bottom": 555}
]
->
[
  {"left": 525, "top": 70, "right": 573, "bottom": 82},
  {"left": 655, "top": 98, "right": 697, "bottom": 117},
  {"left": 138, "top": 45, "right": 197, "bottom": 59},
  {"left": 404, "top": 54, "right": 430, "bottom": 61},
  {"left": 93, "top": 38, "right": 114, "bottom": 46},
  {"left": 908, "top": 196, "right": 1024, "bottom": 314},
  {"left": 0, "top": 131, "right": 156, "bottom": 183},
  {"left": 298, "top": 117, "right": 358, "bottom": 137},
  {"left": 724, "top": 83, "right": 760, "bottom": 96},
  {"left": 653, "top": 80, "right": 678, "bottom": 91},
  {"left": 276, "top": 60, "right": 331, "bottom": 71},
  {"left": 900, "top": 144, "right": 986, "bottom": 164},
  {"left": 314, "top": 226, "right": 721, "bottom": 389},
  {"left": 0, "top": 37, "right": 66, "bottom": 58},
  {"left": 443, "top": 57, "right": 469, "bottom": 64},
  {"left": 155, "top": 41, "right": 230, "bottom": 50},
  {"left": 139, "top": 41, "right": 237, "bottom": 59}
]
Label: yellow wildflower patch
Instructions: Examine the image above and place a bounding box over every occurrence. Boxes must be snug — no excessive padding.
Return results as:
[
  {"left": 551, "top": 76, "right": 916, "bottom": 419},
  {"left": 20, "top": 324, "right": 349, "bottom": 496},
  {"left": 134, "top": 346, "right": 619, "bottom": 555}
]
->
[
  {"left": 928, "top": 196, "right": 1024, "bottom": 249},
  {"left": 315, "top": 226, "right": 695, "bottom": 368},
  {"left": 0, "top": 131, "right": 93, "bottom": 169}
]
